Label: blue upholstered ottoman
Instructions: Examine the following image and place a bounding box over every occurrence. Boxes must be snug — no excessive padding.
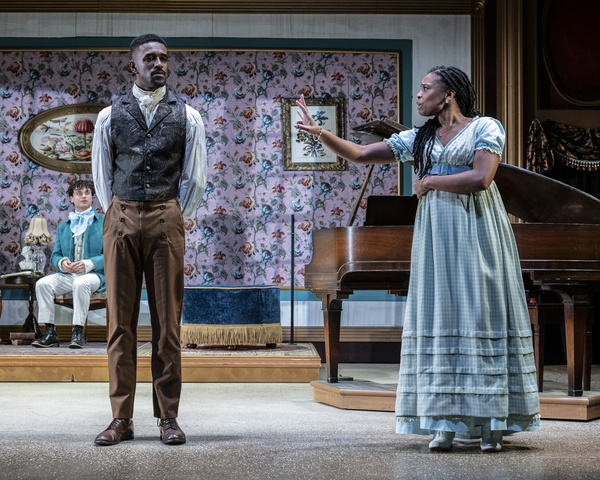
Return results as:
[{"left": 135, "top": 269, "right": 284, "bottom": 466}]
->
[{"left": 180, "top": 286, "right": 282, "bottom": 346}]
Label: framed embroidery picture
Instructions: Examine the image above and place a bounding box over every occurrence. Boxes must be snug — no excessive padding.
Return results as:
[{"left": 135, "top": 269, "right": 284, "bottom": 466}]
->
[
  {"left": 281, "top": 97, "right": 346, "bottom": 171},
  {"left": 19, "top": 103, "right": 108, "bottom": 173}
]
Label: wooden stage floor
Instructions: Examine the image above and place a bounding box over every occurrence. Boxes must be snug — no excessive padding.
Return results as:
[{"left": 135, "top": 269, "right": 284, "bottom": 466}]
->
[
  {"left": 311, "top": 365, "right": 600, "bottom": 422},
  {"left": 0, "top": 342, "right": 321, "bottom": 383}
]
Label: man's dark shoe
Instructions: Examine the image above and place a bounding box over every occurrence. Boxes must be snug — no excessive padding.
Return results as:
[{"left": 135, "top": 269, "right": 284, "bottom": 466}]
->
[
  {"left": 69, "top": 325, "right": 84, "bottom": 349},
  {"left": 32, "top": 324, "right": 59, "bottom": 348},
  {"left": 94, "top": 418, "right": 134, "bottom": 446},
  {"left": 159, "top": 418, "right": 186, "bottom": 445}
]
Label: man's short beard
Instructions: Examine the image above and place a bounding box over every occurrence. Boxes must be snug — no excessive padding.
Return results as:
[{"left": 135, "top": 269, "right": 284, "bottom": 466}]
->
[{"left": 150, "top": 73, "right": 167, "bottom": 89}]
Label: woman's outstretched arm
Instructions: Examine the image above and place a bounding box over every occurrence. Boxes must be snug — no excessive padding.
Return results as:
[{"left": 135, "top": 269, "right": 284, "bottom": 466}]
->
[{"left": 295, "top": 95, "right": 395, "bottom": 165}]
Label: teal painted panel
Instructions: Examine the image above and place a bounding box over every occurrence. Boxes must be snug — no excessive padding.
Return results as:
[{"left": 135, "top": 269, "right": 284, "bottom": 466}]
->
[{"left": 281, "top": 289, "right": 406, "bottom": 302}]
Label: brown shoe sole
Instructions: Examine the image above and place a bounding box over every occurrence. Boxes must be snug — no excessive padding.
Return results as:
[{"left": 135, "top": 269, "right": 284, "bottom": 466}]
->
[
  {"left": 160, "top": 434, "right": 186, "bottom": 445},
  {"left": 94, "top": 432, "right": 134, "bottom": 446}
]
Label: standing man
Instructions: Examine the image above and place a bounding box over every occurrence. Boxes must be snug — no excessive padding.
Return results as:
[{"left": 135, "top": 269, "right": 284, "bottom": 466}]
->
[
  {"left": 92, "top": 33, "right": 207, "bottom": 446},
  {"left": 32, "top": 180, "right": 104, "bottom": 349}
]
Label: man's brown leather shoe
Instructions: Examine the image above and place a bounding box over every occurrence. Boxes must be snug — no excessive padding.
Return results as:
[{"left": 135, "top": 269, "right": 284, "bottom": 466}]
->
[
  {"left": 94, "top": 418, "right": 134, "bottom": 446},
  {"left": 159, "top": 418, "right": 186, "bottom": 445}
]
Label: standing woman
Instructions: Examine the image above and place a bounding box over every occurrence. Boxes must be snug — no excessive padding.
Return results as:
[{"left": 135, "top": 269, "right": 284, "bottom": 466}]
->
[{"left": 295, "top": 66, "right": 541, "bottom": 452}]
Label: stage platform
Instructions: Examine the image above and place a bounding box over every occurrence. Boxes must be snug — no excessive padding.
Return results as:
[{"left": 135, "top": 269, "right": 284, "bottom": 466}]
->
[
  {"left": 0, "top": 342, "right": 321, "bottom": 383},
  {"left": 311, "top": 364, "right": 600, "bottom": 422}
]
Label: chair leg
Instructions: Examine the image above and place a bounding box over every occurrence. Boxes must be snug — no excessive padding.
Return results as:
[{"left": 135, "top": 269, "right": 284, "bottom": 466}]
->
[{"left": 83, "top": 318, "right": 87, "bottom": 344}]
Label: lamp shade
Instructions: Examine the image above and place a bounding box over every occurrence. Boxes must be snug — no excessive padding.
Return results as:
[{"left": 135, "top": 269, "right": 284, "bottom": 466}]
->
[{"left": 24, "top": 215, "right": 52, "bottom": 244}]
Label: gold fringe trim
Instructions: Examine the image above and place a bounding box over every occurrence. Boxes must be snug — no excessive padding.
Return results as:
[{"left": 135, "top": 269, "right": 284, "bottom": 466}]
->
[{"left": 180, "top": 323, "right": 282, "bottom": 346}]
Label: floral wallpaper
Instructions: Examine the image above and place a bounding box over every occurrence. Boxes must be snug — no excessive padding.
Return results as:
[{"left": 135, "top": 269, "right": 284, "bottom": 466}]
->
[{"left": 0, "top": 49, "right": 399, "bottom": 286}]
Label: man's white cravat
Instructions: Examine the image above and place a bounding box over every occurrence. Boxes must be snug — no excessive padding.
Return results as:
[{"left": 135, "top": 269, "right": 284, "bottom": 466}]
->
[{"left": 132, "top": 84, "right": 166, "bottom": 125}]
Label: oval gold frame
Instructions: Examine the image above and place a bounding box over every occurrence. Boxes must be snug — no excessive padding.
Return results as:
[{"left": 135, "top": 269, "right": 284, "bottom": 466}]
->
[{"left": 19, "top": 103, "right": 108, "bottom": 173}]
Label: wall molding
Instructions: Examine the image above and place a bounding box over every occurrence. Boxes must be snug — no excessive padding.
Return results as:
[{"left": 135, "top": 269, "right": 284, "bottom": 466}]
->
[
  {"left": 282, "top": 326, "right": 402, "bottom": 343},
  {"left": 471, "top": 0, "right": 486, "bottom": 114},
  {"left": 496, "top": 0, "right": 524, "bottom": 168},
  {"left": 1, "top": 1, "right": 475, "bottom": 15}
]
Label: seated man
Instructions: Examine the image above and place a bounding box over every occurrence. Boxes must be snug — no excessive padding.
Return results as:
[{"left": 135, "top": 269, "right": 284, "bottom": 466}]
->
[{"left": 32, "top": 180, "right": 105, "bottom": 349}]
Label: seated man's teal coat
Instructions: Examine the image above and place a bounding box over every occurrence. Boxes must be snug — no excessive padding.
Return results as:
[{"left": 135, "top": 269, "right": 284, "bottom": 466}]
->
[{"left": 49, "top": 208, "right": 105, "bottom": 292}]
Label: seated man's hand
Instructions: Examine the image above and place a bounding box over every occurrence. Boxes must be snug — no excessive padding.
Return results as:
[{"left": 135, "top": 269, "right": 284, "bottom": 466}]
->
[
  {"left": 60, "top": 259, "right": 73, "bottom": 272},
  {"left": 60, "top": 259, "right": 86, "bottom": 274},
  {"left": 69, "top": 261, "right": 87, "bottom": 274}
]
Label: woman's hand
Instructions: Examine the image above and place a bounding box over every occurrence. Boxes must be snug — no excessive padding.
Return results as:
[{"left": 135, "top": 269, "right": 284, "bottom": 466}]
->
[
  {"left": 293, "top": 94, "right": 395, "bottom": 166},
  {"left": 414, "top": 175, "right": 431, "bottom": 200},
  {"left": 294, "top": 95, "right": 320, "bottom": 136}
]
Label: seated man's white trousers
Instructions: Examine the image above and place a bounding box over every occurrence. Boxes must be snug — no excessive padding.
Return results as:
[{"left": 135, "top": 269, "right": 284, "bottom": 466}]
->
[{"left": 36, "top": 273, "right": 101, "bottom": 326}]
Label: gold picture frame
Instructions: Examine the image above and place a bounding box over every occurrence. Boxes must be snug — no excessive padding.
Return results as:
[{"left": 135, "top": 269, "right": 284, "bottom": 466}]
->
[
  {"left": 19, "top": 103, "right": 108, "bottom": 173},
  {"left": 281, "top": 97, "right": 346, "bottom": 171}
]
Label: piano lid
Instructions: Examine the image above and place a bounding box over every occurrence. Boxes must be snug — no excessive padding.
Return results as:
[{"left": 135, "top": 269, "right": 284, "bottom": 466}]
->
[{"left": 494, "top": 162, "right": 600, "bottom": 224}]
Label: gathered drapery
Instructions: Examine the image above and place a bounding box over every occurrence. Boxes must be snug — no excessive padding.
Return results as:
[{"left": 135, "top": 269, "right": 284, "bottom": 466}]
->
[{"left": 526, "top": 119, "right": 600, "bottom": 173}]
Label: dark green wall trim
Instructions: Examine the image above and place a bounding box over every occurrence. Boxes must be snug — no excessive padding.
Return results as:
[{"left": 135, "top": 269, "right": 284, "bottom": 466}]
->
[{"left": 280, "top": 289, "right": 406, "bottom": 302}]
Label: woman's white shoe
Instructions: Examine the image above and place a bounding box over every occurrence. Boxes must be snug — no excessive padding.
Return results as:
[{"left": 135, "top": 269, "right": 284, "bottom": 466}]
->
[
  {"left": 428, "top": 430, "right": 455, "bottom": 451},
  {"left": 480, "top": 427, "right": 503, "bottom": 452}
]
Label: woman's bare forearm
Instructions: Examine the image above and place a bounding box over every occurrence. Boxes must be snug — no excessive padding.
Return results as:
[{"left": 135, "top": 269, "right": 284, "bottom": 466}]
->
[
  {"left": 319, "top": 129, "right": 396, "bottom": 165},
  {"left": 418, "top": 150, "right": 500, "bottom": 197}
]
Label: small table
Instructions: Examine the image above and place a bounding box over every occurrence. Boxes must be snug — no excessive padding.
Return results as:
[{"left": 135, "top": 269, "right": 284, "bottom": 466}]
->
[{"left": 0, "top": 274, "right": 44, "bottom": 338}]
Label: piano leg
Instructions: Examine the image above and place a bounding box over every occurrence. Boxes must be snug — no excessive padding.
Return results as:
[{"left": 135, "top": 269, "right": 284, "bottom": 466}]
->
[
  {"left": 557, "top": 289, "right": 592, "bottom": 397},
  {"left": 528, "top": 304, "right": 545, "bottom": 392},
  {"left": 584, "top": 306, "right": 594, "bottom": 392},
  {"left": 318, "top": 294, "right": 351, "bottom": 383}
]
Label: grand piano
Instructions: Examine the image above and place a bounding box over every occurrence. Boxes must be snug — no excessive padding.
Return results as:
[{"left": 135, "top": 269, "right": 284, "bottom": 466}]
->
[{"left": 304, "top": 134, "right": 600, "bottom": 397}]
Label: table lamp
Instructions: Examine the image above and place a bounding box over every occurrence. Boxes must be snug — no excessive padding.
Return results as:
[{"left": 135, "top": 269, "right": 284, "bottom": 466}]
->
[{"left": 23, "top": 215, "right": 52, "bottom": 274}]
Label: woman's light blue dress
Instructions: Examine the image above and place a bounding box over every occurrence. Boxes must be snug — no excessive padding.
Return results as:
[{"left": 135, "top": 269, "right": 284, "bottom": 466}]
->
[{"left": 386, "top": 117, "right": 541, "bottom": 438}]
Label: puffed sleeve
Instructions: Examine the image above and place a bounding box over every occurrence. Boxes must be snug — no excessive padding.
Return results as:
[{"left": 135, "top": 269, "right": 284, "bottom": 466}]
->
[
  {"left": 384, "top": 128, "right": 418, "bottom": 163},
  {"left": 474, "top": 117, "right": 505, "bottom": 156}
]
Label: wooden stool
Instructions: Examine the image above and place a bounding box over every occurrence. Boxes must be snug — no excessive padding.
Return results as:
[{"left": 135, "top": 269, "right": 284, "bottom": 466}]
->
[{"left": 54, "top": 291, "right": 109, "bottom": 342}]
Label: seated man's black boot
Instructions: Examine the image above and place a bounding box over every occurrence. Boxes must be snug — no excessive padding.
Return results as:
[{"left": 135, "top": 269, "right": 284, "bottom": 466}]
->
[
  {"left": 69, "top": 325, "right": 84, "bottom": 349},
  {"left": 32, "top": 324, "right": 59, "bottom": 348}
]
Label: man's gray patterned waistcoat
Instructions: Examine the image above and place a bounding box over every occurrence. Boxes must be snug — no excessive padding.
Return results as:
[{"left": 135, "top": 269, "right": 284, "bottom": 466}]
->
[{"left": 110, "top": 89, "right": 186, "bottom": 202}]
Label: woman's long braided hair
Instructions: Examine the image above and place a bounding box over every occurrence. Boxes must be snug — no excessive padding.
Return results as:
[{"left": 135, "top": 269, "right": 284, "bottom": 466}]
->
[{"left": 413, "top": 66, "right": 481, "bottom": 178}]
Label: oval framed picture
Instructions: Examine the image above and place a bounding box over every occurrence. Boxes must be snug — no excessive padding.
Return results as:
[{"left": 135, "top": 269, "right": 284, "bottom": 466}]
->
[
  {"left": 19, "top": 103, "right": 108, "bottom": 173},
  {"left": 541, "top": 0, "right": 600, "bottom": 107}
]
